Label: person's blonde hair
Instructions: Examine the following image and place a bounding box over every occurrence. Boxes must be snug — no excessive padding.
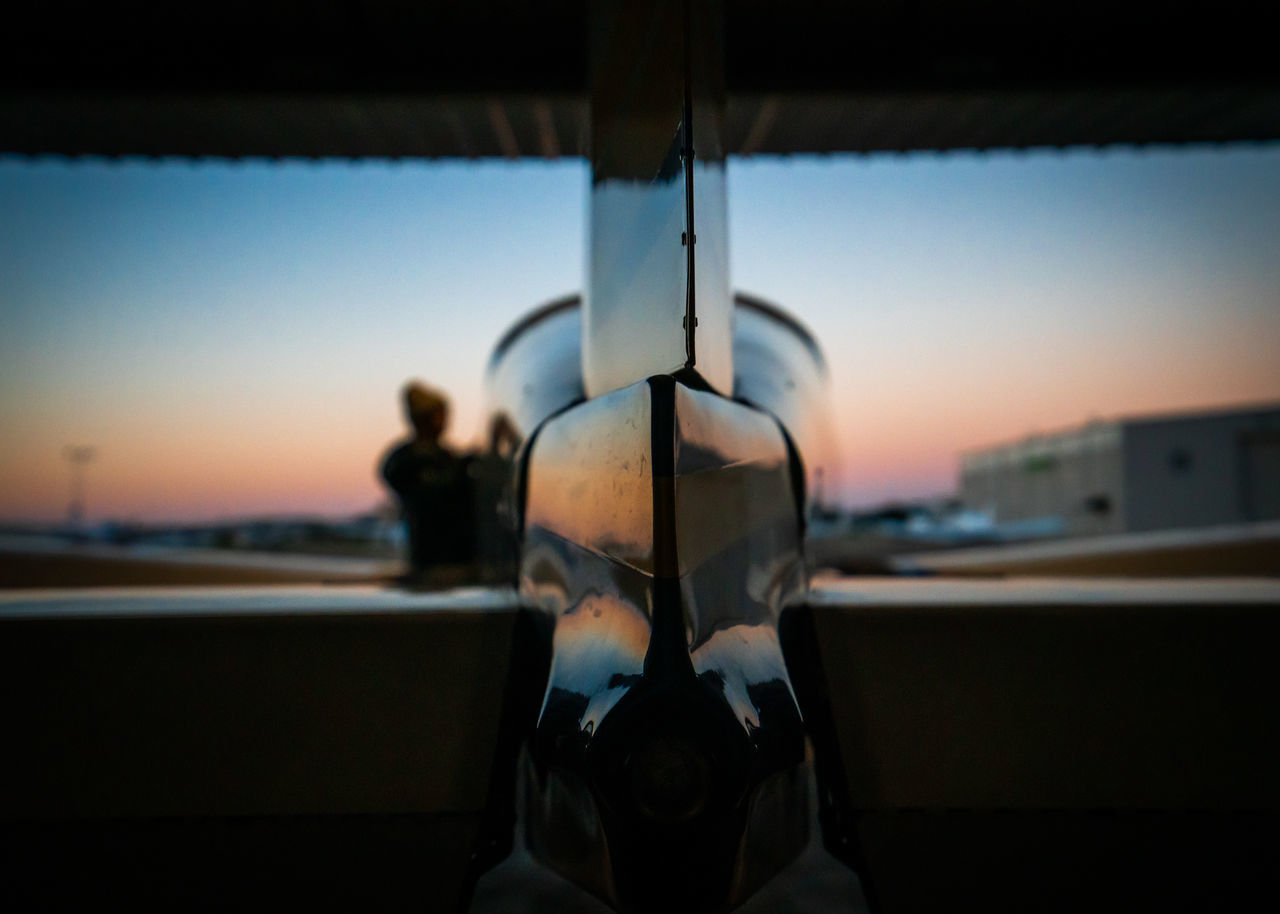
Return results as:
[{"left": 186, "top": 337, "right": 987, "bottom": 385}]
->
[{"left": 403, "top": 381, "right": 448, "bottom": 436}]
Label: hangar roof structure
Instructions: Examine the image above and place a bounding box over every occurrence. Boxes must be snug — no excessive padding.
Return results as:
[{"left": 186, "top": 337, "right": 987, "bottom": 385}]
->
[{"left": 4, "top": 0, "right": 1278, "bottom": 160}]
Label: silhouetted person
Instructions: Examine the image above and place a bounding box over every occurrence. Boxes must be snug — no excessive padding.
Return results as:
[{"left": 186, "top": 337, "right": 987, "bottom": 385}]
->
[{"left": 379, "top": 382, "right": 475, "bottom": 576}]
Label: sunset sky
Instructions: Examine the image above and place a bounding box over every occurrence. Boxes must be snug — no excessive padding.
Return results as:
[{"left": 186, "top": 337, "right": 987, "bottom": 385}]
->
[{"left": 2, "top": 144, "right": 1278, "bottom": 524}]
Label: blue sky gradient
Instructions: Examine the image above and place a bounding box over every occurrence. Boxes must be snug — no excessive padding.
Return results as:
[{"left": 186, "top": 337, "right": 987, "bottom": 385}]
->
[{"left": 2, "top": 145, "right": 1277, "bottom": 521}]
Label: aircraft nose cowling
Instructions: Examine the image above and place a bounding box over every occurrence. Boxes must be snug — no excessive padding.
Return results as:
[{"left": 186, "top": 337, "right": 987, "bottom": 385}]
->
[
  {"left": 519, "top": 375, "right": 809, "bottom": 913},
  {"left": 627, "top": 731, "right": 714, "bottom": 824}
]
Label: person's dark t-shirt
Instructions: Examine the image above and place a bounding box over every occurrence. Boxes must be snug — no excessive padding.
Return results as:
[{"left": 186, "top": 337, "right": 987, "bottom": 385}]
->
[{"left": 380, "top": 440, "right": 475, "bottom": 569}]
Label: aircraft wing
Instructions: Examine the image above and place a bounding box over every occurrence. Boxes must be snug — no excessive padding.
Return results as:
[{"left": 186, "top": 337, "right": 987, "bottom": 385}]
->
[
  {"left": 785, "top": 577, "right": 1280, "bottom": 912},
  {"left": 6, "top": 578, "right": 1278, "bottom": 911},
  {"left": 0, "top": 586, "right": 547, "bottom": 910}
]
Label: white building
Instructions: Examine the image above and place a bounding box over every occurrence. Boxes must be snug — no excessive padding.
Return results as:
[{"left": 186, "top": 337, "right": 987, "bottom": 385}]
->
[{"left": 960, "top": 402, "right": 1280, "bottom": 537}]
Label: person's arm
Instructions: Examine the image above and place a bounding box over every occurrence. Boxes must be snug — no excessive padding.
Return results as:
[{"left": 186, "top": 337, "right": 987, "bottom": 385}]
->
[{"left": 380, "top": 443, "right": 408, "bottom": 495}]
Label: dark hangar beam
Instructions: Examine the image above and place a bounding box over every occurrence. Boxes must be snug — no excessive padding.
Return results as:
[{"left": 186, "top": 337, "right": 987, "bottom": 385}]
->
[{"left": 3, "top": 0, "right": 1278, "bottom": 159}]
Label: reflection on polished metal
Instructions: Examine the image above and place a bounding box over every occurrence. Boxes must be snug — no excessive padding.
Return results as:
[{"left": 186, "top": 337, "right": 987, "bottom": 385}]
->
[
  {"left": 520, "top": 374, "right": 808, "bottom": 912},
  {"left": 732, "top": 292, "right": 837, "bottom": 494},
  {"left": 583, "top": 0, "right": 732, "bottom": 399},
  {"left": 485, "top": 295, "right": 584, "bottom": 445},
  {"left": 485, "top": 293, "right": 836, "bottom": 517},
  {"left": 495, "top": 4, "right": 815, "bottom": 909}
]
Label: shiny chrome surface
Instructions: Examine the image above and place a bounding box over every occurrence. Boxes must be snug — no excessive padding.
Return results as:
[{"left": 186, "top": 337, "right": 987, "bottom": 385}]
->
[
  {"left": 485, "top": 295, "right": 585, "bottom": 445},
  {"left": 687, "top": 158, "right": 732, "bottom": 389},
  {"left": 489, "top": 6, "right": 814, "bottom": 908},
  {"left": 583, "top": 0, "right": 733, "bottom": 399},
  {"left": 733, "top": 293, "right": 838, "bottom": 508},
  {"left": 485, "top": 293, "right": 836, "bottom": 514},
  {"left": 518, "top": 374, "right": 808, "bottom": 912}
]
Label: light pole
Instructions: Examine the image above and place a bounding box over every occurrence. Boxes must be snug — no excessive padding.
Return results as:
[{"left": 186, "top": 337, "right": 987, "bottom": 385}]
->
[{"left": 62, "top": 445, "right": 96, "bottom": 528}]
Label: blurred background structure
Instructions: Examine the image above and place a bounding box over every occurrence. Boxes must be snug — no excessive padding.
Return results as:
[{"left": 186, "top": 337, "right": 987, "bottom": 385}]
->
[{"left": 960, "top": 403, "right": 1280, "bottom": 537}]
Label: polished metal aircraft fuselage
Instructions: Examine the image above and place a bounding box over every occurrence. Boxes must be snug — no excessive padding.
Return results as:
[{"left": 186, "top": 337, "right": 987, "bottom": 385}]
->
[{"left": 491, "top": 2, "right": 816, "bottom": 910}]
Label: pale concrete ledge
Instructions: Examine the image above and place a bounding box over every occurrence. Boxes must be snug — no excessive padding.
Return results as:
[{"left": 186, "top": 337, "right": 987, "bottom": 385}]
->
[
  {"left": 811, "top": 574, "right": 1280, "bottom": 606},
  {"left": 892, "top": 519, "right": 1280, "bottom": 576},
  {"left": 0, "top": 534, "right": 402, "bottom": 587},
  {"left": 0, "top": 583, "right": 519, "bottom": 618}
]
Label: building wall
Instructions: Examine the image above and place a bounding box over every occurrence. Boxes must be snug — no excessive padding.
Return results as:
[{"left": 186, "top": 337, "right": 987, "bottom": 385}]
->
[
  {"left": 1242, "top": 433, "right": 1280, "bottom": 520},
  {"left": 961, "top": 405, "right": 1280, "bottom": 537},
  {"left": 960, "top": 423, "right": 1126, "bottom": 537},
  {"left": 1122, "top": 408, "right": 1280, "bottom": 533}
]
